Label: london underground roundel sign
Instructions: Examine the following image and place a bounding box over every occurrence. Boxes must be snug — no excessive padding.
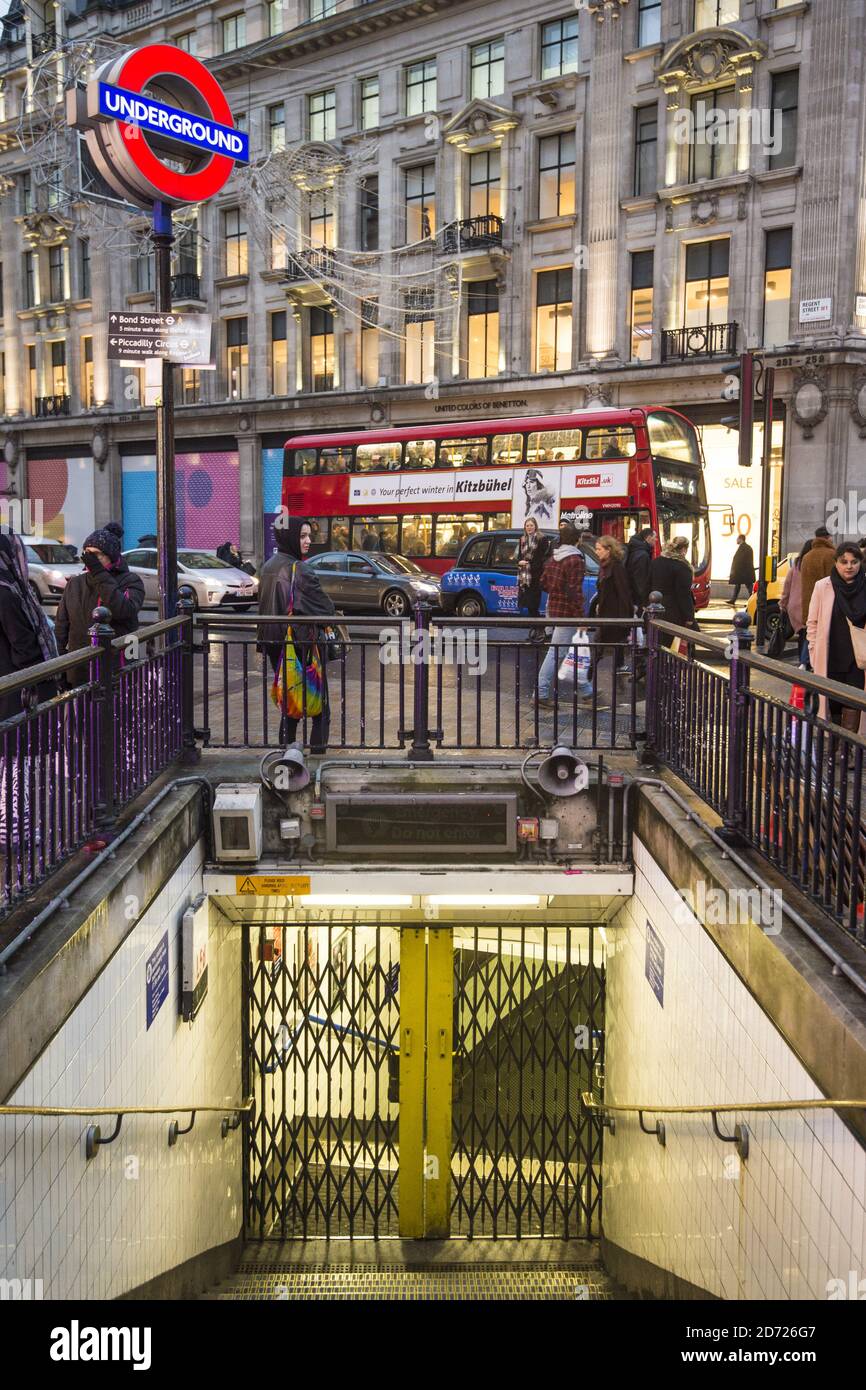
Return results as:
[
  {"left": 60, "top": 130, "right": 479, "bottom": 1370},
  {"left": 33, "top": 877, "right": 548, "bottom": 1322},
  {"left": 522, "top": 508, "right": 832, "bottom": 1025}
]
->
[{"left": 67, "top": 44, "right": 249, "bottom": 210}]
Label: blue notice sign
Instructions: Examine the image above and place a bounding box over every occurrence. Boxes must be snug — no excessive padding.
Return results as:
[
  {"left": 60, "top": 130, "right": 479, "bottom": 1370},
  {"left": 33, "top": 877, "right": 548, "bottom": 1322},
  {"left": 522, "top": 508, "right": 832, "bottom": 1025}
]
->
[
  {"left": 146, "top": 932, "right": 170, "bottom": 1029},
  {"left": 645, "top": 921, "right": 665, "bottom": 1008}
]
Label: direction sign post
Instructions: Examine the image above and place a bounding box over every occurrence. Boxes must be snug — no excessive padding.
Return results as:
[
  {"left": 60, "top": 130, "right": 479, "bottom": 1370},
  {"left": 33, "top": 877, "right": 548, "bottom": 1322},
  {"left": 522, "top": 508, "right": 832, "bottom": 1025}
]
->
[{"left": 68, "top": 43, "right": 247, "bottom": 621}]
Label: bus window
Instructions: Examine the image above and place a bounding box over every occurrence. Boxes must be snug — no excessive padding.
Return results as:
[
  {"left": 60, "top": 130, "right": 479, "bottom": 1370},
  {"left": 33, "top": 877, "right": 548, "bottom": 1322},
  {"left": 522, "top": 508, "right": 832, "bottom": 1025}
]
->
[
  {"left": 400, "top": 515, "right": 433, "bottom": 557},
  {"left": 622, "top": 511, "right": 653, "bottom": 545},
  {"left": 352, "top": 515, "right": 398, "bottom": 552},
  {"left": 320, "top": 446, "right": 354, "bottom": 473},
  {"left": 438, "top": 438, "right": 489, "bottom": 468},
  {"left": 308, "top": 518, "right": 329, "bottom": 552},
  {"left": 584, "top": 427, "right": 637, "bottom": 459},
  {"left": 357, "top": 442, "right": 402, "bottom": 472},
  {"left": 435, "top": 514, "right": 484, "bottom": 557},
  {"left": 657, "top": 511, "right": 710, "bottom": 573},
  {"left": 405, "top": 439, "right": 437, "bottom": 469},
  {"left": 647, "top": 412, "right": 701, "bottom": 466},
  {"left": 484, "top": 511, "right": 511, "bottom": 531},
  {"left": 330, "top": 518, "right": 350, "bottom": 550},
  {"left": 295, "top": 448, "right": 317, "bottom": 475},
  {"left": 527, "top": 429, "right": 581, "bottom": 462},
  {"left": 492, "top": 433, "right": 524, "bottom": 464}
]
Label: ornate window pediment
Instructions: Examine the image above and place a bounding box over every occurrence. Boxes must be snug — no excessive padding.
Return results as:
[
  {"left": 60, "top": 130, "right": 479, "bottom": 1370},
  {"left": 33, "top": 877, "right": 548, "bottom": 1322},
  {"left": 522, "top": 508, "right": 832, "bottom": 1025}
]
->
[
  {"left": 658, "top": 28, "right": 767, "bottom": 102},
  {"left": 14, "top": 211, "right": 72, "bottom": 248},
  {"left": 444, "top": 99, "right": 520, "bottom": 151}
]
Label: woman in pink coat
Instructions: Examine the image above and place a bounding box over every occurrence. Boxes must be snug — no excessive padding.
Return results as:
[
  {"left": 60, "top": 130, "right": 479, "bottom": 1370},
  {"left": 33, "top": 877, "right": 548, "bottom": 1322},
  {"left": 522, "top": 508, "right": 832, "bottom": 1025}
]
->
[
  {"left": 806, "top": 542, "right": 866, "bottom": 733},
  {"left": 780, "top": 539, "right": 810, "bottom": 664}
]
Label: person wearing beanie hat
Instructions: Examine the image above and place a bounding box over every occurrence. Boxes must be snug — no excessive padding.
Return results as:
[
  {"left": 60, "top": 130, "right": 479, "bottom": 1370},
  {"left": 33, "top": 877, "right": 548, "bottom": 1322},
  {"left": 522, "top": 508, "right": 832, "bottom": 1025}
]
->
[
  {"left": 55, "top": 521, "right": 145, "bottom": 686},
  {"left": 258, "top": 513, "right": 336, "bottom": 751}
]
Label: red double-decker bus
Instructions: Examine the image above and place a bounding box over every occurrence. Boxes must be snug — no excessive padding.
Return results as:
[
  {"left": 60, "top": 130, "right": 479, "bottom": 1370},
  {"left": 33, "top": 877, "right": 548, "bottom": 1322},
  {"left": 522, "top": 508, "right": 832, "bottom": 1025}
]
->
[{"left": 281, "top": 407, "right": 711, "bottom": 608}]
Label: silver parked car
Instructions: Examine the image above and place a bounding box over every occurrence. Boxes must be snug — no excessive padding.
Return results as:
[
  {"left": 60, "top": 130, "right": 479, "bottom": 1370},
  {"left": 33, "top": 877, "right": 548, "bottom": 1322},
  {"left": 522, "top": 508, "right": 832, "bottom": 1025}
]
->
[
  {"left": 122, "top": 547, "right": 259, "bottom": 610},
  {"left": 20, "top": 537, "right": 82, "bottom": 603},
  {"left": 305, "top": 550, "right": 441, "bottom": 617}
]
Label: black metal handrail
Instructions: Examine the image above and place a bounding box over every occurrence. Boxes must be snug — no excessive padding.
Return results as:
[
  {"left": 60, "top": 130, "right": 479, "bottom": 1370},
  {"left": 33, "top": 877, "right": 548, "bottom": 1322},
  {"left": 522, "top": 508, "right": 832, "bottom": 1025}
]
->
[
  {"left": 643, "top": 606, "right": 866, "bottom": 941},
  {"left": 661, "top": 322, "right": 738, "bottom": 362},
  {"left": 34, "top": 394, "right": 70, "bottom": 418},
  {"left": 284, "top": 247, "right": 336, "bottom": 282},
  {"left": 170, "top": 272, "right": 203, "bottom": 300},
  {"left": 440, "top": 214, "right": 504, "bottom": 254},
  {"left": 191, "top": 609, "right": 643, "bottom": 756}
]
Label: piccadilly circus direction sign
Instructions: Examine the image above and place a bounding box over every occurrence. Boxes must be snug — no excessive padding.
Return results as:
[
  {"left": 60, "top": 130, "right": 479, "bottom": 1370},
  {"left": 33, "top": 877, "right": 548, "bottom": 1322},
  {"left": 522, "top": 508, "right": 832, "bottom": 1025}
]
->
[{"left": 66, "top": 44, "right": 249, "bottom": 210}]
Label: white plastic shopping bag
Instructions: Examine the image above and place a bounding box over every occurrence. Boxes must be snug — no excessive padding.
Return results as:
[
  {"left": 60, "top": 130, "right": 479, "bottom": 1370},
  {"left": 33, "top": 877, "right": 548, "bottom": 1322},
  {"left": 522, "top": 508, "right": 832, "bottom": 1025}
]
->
[{"left": 558, "top": 628, "right": 591, "bottom": 684}]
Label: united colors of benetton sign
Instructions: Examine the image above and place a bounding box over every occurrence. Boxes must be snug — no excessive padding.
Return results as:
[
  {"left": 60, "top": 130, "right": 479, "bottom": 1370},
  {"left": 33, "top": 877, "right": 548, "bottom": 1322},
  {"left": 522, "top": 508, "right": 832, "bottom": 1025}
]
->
[{"left": 67, "top": 44, "right": 248, "bottom": 209}]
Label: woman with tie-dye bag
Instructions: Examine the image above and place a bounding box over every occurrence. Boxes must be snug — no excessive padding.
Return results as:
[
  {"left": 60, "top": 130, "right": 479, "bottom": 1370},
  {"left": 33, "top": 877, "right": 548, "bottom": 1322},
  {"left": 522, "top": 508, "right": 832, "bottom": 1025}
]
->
[{"left": 260, "top": 516, "right": 336, "bottom": 752}]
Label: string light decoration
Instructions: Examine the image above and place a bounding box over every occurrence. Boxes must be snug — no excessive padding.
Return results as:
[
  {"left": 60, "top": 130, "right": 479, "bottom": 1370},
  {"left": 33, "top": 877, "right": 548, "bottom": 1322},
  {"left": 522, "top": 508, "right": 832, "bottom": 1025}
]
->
[{"left": 6, "top": 29, "right": 494, "bottom": 378}]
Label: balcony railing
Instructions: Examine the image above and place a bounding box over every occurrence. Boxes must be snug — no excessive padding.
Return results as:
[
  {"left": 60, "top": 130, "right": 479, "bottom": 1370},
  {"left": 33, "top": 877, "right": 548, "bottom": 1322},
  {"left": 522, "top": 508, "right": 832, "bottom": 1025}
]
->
[
  {"left": 34, "top": 394, "right": 70, "bottom": 418},
  {"left": 170, "top": 272, "right": 203, "bottom": 301},
  {"left": 662, "top": 322, "right": 738, "bottom": 362},
  {"left": 440, "top": 215, "right": 504, "bottom": 255},
  {"left": 284, "top": 248, "right": 336, "bottom": 282}
]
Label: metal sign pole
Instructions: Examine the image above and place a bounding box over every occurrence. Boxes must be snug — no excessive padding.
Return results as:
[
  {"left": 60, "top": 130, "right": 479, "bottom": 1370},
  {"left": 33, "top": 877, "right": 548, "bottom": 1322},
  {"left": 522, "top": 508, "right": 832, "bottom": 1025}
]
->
[
  {"left": 755, "top": 368, "right": 776, "bottom": 648},
  {"left": 152, "top": 199, "right": 178, "bottom": 621}
]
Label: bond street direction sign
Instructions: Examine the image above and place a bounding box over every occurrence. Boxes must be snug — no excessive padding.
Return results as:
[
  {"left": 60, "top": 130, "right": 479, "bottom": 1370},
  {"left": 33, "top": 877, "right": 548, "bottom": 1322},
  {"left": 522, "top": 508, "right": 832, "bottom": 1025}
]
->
[
  {"left": 107, "top": 311, "right": 212, "bottom": 365},
  {"left": 67, "top": 44, "right": 247, "bottom": 210}
]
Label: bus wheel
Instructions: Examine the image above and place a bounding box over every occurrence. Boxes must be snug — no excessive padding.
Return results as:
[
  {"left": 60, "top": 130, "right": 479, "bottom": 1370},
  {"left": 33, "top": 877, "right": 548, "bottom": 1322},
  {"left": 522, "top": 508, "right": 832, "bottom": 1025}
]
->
[
  {"left": 382, "top": 589, "right": 409, "bottom": 618},
  {"left": 456, "top": 592, "right": 485, "bottom": 618}
]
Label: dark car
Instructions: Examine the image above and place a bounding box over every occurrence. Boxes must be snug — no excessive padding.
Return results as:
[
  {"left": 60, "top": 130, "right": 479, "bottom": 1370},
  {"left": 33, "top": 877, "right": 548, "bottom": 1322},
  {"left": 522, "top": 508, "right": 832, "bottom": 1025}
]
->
[
  {"left": 305, "top": 550, "right": 441, "bottom": 617},
  {"left": 440, "top": 529, "right": 600, "bottom": 618}
]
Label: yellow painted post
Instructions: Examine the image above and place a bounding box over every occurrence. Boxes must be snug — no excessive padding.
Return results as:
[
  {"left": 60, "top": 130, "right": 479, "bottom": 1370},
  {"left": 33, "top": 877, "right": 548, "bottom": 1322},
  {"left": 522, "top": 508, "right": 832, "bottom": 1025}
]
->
[
  {"left": 398, "top": 927, "right": 426, "bottom": 1238},
  {"left": 424, "top": 926, "right": 453, "bottom": 1239}
]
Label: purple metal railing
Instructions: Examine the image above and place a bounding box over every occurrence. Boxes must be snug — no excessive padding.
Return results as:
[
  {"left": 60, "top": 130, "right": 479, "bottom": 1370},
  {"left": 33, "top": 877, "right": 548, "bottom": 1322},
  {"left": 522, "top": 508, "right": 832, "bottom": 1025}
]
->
[
  {"left": 0, "top": 608, "right": 192, "bottom": 915},
  {"left": 191, "top": 612, "right": 644, "bottom": 753},
  {"left": 644, "top": 607, "right": 866, "bottom": 940}
]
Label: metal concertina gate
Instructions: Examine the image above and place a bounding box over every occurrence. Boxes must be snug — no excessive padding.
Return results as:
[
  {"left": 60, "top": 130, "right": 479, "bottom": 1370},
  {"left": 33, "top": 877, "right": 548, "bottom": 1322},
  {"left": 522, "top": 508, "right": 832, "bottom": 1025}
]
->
[{"left": 243, "top": 923, "right": 604, "bottom": 1240}]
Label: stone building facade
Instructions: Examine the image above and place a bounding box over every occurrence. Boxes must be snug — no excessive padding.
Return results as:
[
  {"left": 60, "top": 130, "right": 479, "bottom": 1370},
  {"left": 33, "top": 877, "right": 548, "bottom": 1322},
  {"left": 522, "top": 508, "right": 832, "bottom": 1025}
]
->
[{"left": 0, "top": 0, "right": 863, "bottom": 577}]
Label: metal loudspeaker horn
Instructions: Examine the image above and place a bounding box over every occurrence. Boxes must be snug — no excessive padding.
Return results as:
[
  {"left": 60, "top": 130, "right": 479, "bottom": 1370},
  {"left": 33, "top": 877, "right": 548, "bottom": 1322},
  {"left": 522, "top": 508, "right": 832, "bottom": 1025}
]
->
[
  {"left": 262, "top": 744, "right": 310, "bottom": 793},
  {"left": 537, "top": 746, "right": 590, "bottom": 797}
]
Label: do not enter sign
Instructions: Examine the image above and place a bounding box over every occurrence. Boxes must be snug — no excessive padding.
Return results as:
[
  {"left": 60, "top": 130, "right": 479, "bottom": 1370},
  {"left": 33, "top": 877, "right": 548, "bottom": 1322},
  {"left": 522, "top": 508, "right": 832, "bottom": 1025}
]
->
[{"left": 67, "top": 43, "right": 249, "bottom": 210}]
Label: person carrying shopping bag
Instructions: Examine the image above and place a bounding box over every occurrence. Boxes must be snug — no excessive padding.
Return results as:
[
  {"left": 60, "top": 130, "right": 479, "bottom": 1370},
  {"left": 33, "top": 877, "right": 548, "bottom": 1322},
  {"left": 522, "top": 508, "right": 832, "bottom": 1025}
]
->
[
  {"left": 260, "top": 515, "right": 336, "bottom": 752},
  {"left": 537, "top": 522, "right": 593, "bottom": 707}
]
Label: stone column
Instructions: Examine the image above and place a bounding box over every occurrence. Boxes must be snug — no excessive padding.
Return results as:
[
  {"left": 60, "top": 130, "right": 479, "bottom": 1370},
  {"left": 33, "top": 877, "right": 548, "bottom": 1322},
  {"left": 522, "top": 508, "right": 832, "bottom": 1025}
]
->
[{"left": 584, "top": 1, "right": 631, "bottom": 360}]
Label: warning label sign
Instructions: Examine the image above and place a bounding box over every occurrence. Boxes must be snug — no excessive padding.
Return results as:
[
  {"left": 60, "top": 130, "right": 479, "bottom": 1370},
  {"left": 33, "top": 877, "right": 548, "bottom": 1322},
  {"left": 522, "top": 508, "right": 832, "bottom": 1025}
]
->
[{"left": 235, "top": 875, "right": 312, "bottom": 895}]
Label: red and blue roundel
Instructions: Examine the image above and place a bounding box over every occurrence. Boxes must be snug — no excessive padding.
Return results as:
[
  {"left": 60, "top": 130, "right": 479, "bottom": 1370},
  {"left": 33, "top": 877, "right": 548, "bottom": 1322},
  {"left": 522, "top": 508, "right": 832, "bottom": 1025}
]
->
[{"left": 74, "top": 44, "right": 248, "bottom": 209}]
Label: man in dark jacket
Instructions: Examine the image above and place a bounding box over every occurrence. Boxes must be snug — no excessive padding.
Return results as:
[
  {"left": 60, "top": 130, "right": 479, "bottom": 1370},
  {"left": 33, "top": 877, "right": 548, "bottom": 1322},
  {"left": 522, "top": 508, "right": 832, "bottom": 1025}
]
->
[
  {"left": 258, "top": 515, "right": 335, "bottom": 750},
  {"left": 729, "top": 534, "right": 755, "bottom": 604},
  {"left": 55, "top": 523, "right": 145, "bottom": 685},
  {"left": 624, "top": 528, "right": 656, "bottom": 611}
]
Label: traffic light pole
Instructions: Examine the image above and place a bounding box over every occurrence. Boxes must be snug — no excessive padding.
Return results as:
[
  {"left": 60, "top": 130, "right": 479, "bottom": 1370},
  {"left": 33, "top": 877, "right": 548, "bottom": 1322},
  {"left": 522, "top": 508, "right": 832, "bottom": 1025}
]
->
[
  {"left": 153, "top": 200, "right": 178, "bottom": 622},
  {"left": 755, "top": 368, "right": 776, "bottom": 649}
]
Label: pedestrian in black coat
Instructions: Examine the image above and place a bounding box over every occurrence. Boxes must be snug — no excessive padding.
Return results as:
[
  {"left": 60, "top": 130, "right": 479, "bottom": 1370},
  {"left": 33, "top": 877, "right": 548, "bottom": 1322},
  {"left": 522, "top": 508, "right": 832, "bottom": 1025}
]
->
[
  {"left": 55, "top": 523, "right": 145, "bottom": 685},
  {"left": 649, "top": 539, "right": 696, "bottom": 630},
  {"left": 624, "top": 528, "right": 656, "bottom": 611},
  {"left": 0, "top": 531, "right": 58, "bottom": 722},
  {"left": 729, "top": 534, "right": 755, "bottom": 604}
]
